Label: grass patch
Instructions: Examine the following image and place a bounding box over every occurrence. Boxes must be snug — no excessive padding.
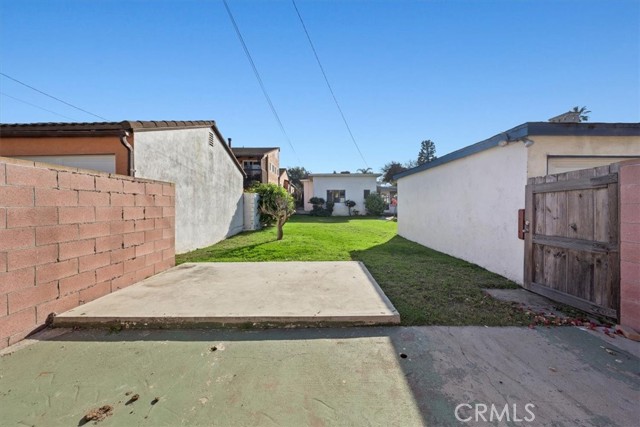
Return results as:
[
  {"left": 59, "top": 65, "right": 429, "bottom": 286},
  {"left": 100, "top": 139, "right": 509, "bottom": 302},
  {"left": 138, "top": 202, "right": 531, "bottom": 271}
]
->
[{"left": 177, "top": 216, "right": 530, "bottom": 326}]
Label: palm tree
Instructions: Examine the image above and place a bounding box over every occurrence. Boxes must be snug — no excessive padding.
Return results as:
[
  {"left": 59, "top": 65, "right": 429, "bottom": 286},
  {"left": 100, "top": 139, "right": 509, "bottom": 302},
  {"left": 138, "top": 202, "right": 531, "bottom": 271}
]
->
[
  {"left": 571, "top": 106, "right": 591, "bottom": 122},
  {"left": 357, "top": 167, "right": 373, "bottom": 173}
]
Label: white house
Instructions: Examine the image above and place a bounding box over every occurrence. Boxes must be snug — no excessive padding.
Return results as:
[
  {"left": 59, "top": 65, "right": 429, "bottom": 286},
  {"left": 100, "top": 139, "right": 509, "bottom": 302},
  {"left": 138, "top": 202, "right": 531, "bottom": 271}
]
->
[
  {"left": 301, "top": 173, "right": 380, "bottom": 216},
  {"left": 395, "top": 120, "right": 640, "bottom": 284}
]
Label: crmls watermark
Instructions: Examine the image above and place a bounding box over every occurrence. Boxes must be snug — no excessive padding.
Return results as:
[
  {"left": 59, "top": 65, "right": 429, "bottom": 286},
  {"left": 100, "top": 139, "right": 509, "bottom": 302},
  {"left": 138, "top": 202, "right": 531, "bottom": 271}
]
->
[{"left": 455, "top": 403, "right": 536, "bottom": 423}]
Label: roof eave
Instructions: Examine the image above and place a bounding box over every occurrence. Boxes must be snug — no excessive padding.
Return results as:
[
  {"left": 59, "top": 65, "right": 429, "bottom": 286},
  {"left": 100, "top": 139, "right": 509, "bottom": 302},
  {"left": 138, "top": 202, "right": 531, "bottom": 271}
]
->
[
  {"left": 394, "top": 121, "right": 640, "bottom": 180},
  {"left": 209, "top": 124, "right": 246, "bottom": 177}
]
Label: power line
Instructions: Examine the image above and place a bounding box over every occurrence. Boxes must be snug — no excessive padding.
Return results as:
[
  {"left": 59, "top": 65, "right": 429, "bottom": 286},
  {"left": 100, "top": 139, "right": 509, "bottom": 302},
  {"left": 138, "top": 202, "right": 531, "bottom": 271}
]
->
[
  {"left": 291, "top": 0, "right": 369, "bottom": 168},
  {"left": 0, "top": 91, "right": 78, "bottom": 121},
  {"left": 221, "top": 0, "right": 300, "bottom": 162},
  {"left": 0, "top": 72, "right": 108, "bottom": 121}
]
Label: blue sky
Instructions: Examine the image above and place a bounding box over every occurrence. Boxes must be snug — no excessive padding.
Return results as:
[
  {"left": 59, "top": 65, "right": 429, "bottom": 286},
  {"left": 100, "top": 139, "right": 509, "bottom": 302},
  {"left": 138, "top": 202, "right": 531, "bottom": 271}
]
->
[{"left": 1, "top": 0, "right": 638, "bottom": 173}]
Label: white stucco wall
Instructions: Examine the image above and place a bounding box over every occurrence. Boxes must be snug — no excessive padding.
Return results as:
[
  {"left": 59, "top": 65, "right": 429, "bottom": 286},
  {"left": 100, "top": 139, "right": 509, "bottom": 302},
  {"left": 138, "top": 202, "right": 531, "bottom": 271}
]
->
[
  {"left": 398, "top": 143, "right": 528, "bottom": 283},
  {"left": 309, "top": 175, "right": 378, "bottom": 216},
  {"left": 301, "top": 179, "right": 314, "bottom": 212},
  {"left": 134, "top": 128, "right": 244, "bottom": 253}
]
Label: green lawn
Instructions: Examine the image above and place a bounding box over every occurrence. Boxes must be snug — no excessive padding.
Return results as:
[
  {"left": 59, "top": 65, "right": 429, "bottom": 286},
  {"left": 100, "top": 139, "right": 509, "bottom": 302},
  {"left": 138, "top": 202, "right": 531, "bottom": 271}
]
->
[{"left": 177, "top": 216, "right": 530, "bottom": 326}]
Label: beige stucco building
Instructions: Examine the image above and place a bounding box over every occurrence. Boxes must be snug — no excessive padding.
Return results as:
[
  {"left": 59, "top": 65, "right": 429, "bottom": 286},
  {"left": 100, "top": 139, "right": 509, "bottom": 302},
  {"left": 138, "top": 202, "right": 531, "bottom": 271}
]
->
[{"left": 396, "top": 121, "right": 640, "bottom": 284}]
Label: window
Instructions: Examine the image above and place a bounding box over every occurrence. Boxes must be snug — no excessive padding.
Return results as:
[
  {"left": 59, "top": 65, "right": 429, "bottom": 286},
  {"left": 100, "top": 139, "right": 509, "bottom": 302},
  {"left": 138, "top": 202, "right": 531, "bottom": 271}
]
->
[
  {"left": 364, "top": 189, "right": 370, "bottom": 200},
  {"left": 326, "top": 190, "right": 346, "bottom": 203},
  {"left": 243, "top": 160, "right": 260, "bottom": 170}
]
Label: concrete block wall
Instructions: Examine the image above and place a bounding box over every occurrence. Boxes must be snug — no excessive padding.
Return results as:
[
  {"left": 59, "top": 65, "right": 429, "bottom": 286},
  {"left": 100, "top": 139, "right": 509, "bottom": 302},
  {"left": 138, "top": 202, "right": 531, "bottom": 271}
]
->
[
  {"left": 0, "top": 157, "right": 175, "bottom": 349},
  {"left": 619, "top": 159, "right": 640, "bottom": 331}
]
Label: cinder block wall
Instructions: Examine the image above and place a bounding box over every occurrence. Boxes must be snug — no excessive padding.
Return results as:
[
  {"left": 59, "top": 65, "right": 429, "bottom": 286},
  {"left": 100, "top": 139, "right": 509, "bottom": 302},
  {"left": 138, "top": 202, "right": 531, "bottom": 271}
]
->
[
  {"left": 0, "top": 157, "right": 175, "bottom": 348},
  {"left": 620, "top": 159, "right": 640, "bottom": 331}
]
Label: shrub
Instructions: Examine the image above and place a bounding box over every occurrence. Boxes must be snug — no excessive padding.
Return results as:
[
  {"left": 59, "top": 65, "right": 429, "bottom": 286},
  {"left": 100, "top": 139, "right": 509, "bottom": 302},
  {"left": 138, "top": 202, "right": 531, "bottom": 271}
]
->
[
  {"left": 309, "top": 197, "right": 325, "bottom": 206},
  {"left": 364, "top": 193, "right": 386, "bottom": 216},
  {"left": 311, "top": 205, "right": 330, "bottom": 216},
  {"left": 344, "top": 200, "right": 356, "bottom": 216},
  {"left": 309, "top": 197, "right": 333, "bottom": 216},
  {"left": 326, "top": 201, "right": 334, "bottom": 214}
]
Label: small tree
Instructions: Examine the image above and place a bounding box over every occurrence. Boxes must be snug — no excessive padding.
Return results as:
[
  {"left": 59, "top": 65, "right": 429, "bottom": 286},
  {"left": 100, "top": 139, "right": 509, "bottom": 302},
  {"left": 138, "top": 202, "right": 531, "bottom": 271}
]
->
[
  {"left": 417, "top": 140, "right": 437, "bottom": 165},
  {"left": 345, "top": 200, "right": 356, "bottom": 216},
  {"left": 364, "top": 193, "right": 386, "bottom": 216},
  {"left": 251, "top": 183, "right": 295, "bottom": 240}
]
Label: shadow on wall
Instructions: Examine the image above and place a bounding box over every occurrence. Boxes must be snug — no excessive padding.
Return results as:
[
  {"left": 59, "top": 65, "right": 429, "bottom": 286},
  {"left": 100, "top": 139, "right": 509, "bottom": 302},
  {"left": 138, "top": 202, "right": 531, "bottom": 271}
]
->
[{"left": 226, "top": 194, "right": 245, "bottom": 238}]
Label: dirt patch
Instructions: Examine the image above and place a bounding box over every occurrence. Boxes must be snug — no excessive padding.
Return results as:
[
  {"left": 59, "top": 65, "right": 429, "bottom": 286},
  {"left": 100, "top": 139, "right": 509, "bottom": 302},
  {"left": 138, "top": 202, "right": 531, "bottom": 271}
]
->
[{"left": 80, "top": 405, "right": 113, "bottom": 425}]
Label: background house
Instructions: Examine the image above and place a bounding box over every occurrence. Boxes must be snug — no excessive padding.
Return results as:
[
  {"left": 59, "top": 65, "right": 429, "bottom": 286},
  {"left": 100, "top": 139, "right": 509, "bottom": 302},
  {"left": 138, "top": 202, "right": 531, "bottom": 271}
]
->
[
  {"left": 0, "top": 120, "right": 246, "bottom": 253},
  {"left": 301, "top": 172, "right": 379, "bottom": 216},
  {"left": 279, "top": 168, "right": 291, "bottom": 192},
  {"left": 279, "top": 167, "right": 300, "bottom": 199},
  {"left": 395, "top": 120, "right": 640, "bottom": 285},
  {"left": 378, "top": 185, "right": 397, "bottom": 215},
  {"left": 231, "top": 147, "right": 280, "bottom": 189}
]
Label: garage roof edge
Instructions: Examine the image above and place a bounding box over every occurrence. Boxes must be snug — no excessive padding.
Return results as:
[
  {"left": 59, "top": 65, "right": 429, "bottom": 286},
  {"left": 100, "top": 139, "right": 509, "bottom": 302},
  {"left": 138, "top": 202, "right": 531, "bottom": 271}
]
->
[{"left": 394, "top": 122, "right": 640, "bottom": 180}]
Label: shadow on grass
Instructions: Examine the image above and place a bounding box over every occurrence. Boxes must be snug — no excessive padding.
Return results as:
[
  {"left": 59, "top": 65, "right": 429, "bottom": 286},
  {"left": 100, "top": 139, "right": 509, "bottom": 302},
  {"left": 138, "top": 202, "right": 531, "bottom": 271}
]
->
[
  {"left": 350, "top": 236, "right": 529, "bottom": 327},
  {"left": 288, "top": 215, "right": 387, "bottom": 224},
  {"left": 177, "top": 236, "right": 278, "bottom": 264},
  {"left": 288, "top": 215, "right": 350, "bottom": 223}
]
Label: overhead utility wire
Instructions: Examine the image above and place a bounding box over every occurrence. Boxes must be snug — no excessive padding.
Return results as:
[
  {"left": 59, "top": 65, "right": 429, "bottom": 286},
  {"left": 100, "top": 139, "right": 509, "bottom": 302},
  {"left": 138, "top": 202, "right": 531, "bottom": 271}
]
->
[
  {"left": 0, "top": 72, "right": 108, "bottom": 121},
  {"left": 0, "top": 91, "right": 78, "bottom": 121},
  {"left": 222, "top": 0, "right": 300, "bottom": 162},
  {"left": 291, "top": 0, "right": 369, "bottom": 168}
]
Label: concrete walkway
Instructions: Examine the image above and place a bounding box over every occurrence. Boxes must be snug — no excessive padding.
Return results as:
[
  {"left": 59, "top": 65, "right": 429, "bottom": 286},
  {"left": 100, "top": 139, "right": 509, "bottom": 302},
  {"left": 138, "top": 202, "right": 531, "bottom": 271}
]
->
[
  {"left": 54, "top": 262, "right": 400, "bottom": 328},
  {"left": 1, "top": 326, "right": 638, "bottom": 426}
]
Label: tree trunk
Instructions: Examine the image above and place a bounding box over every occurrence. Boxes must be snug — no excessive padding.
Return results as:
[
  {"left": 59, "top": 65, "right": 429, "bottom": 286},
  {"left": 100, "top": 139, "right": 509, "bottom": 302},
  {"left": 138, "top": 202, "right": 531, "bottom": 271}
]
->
[{"left": 276, "top": 218, "right": 284, "bottom": 240}]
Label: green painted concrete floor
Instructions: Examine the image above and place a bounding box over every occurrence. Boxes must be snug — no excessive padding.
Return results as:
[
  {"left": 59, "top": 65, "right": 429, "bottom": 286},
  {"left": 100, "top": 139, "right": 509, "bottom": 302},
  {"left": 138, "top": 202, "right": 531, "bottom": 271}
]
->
[{"left": 1, "top": 326, "right": 638, "bottom": 427}]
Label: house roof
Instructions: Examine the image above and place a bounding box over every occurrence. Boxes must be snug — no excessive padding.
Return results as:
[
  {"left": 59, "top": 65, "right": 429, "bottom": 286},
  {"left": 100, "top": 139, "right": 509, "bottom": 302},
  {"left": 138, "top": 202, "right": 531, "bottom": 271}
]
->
[
  {"left": 394, "top": 121, "right": 640, "bottom": 180},
  {"left": 231, "top": 147, "right": 279, "bottom": 157},
  {"left": 0, "top": 120, "right": 219, "bottom": 135},
  {"left": 309, "top": 173, "right": 381, "bottom": 178},
  {"left": 0, "top": 120, "right": 245, "bottom": 176}
]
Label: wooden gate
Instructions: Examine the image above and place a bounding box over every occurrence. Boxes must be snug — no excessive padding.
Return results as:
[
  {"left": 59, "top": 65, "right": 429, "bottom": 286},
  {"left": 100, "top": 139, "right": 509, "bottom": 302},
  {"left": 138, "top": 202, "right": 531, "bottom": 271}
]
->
[{"left": 524, "top": 164, "right": 620, "bottom": 319}]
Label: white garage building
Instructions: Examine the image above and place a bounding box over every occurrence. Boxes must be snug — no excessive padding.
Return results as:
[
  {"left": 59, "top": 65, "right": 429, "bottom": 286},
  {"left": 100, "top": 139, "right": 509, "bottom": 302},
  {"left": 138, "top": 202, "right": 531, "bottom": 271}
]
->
[{"left": 395, "top": 120, "right": 640, "bottom": 284}]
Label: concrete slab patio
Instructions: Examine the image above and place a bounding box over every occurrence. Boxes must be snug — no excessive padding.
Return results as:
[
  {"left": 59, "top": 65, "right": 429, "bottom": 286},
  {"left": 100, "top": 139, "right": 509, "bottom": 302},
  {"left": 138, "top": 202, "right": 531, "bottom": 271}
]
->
[
  {"left": 53, "top": 262, "right": 400, "bottom": 328},
  {"left": 0, "top": 326, "right": 638, "bottom": 426}
]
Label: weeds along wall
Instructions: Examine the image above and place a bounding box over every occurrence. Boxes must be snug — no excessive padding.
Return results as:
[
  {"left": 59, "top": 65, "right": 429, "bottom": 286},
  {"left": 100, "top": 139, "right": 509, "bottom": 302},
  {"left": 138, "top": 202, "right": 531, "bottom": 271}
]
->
[{"left": 0, "top": 157, "right": 175, "bottom": 349}]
